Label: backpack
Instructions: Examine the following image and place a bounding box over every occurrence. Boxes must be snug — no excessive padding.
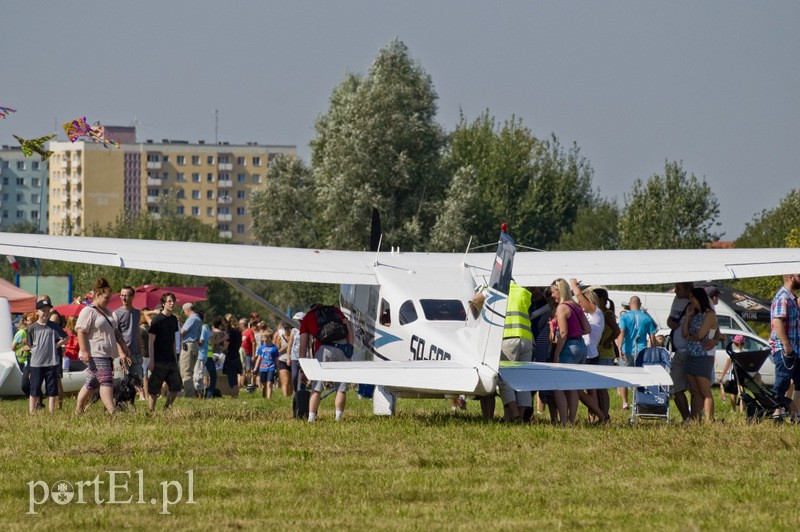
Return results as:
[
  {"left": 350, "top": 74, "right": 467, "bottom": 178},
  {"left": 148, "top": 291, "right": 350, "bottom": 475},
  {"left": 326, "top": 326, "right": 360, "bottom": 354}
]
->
[{"left": 315, "top": 306, "right": 349, "bottom": 345}]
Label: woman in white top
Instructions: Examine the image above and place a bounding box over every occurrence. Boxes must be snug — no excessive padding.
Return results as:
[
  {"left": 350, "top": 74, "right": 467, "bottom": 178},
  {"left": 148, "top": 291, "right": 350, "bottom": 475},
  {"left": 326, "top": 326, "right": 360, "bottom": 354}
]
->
[{"left": 569, "top": 279, "right": 609, "bottom": 423}]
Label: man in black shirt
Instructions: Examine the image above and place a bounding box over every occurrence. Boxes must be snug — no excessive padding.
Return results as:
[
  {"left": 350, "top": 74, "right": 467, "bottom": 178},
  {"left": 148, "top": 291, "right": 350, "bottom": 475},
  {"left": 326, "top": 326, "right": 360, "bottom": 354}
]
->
[{"left": 147, "top": 293, "right": 181, "bottom": 412}]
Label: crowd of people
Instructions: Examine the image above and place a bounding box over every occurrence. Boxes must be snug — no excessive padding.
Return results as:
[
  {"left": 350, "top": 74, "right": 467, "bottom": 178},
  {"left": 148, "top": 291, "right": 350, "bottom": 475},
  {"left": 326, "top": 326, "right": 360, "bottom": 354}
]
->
[{"left": 10, "top": 272, "right": 800, "bottom": 424}]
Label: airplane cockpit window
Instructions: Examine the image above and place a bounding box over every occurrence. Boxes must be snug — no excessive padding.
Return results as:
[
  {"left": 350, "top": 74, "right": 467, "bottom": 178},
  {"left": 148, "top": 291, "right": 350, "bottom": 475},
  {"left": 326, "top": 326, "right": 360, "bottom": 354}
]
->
[
  {"left": 379, "top": 299, "right": 392, "bottom": 326},
  {"left": 398, "top": 300, "right": 418, "bottom": 325},
  {"left": 419, "top": 299, "right": 467, "bottom": 321}
]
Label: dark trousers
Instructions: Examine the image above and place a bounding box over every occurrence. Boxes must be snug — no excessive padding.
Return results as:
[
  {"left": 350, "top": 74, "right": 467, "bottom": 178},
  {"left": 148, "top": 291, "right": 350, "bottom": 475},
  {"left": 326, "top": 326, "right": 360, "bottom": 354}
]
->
[{"left": 205, "top": 358, "right": 217, "bottom": 397}]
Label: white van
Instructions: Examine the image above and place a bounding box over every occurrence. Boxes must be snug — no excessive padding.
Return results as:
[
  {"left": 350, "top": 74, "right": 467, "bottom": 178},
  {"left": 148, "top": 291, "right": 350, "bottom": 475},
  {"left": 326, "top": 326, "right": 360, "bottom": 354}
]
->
[{"left": 606, "top": 290, "right": 755, "bottom": 334}]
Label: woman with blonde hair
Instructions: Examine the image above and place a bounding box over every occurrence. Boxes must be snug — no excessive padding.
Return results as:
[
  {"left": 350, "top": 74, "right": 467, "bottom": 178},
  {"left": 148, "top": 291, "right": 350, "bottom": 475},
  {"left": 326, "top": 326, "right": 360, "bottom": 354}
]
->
[{"left": 549, "top": 278, "right": 591, "bottom": 424}]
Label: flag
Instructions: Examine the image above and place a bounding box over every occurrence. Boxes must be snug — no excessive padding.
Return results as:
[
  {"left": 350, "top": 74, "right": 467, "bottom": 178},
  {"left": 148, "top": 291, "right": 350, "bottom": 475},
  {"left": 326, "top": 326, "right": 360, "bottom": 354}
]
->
[{"left": 5, "top": 255, "right": 19, "bottom": 271}]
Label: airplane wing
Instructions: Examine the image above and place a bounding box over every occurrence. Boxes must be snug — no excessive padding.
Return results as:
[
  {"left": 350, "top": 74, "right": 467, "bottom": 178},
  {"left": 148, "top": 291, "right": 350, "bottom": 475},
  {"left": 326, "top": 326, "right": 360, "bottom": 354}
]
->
[
  {"left": 0, "top": 232, "right": 378, "bottom": 285},
  {"left": 2, "top": 232, "right": 800, "bottom": 287},
  {"left": 499, "top": 361, "right": 672, "bottom": 391},
  {"left": 299, "top": 359, "right": 481, "bottom": 394},
  {"left": 503, "top": 248, "right": 800, "bottom": 286}
]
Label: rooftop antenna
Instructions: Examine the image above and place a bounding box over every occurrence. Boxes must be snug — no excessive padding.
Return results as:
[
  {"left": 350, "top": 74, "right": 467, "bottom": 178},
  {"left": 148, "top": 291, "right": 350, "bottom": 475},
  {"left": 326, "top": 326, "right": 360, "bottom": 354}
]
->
[{"left": 214, "top": 109, "right": 219, "bottom": 144}]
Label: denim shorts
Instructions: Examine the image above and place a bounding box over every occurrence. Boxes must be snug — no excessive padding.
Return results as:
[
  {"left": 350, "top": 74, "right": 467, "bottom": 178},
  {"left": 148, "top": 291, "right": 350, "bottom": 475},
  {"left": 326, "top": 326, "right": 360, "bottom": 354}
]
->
[
  {"left": 772, "top": 350, "right": 800, "bottom": 398},
  {"left": 560, "top": 340, "right": 587, "bottom": 364},
  {"left": 597, "top": 358, "right": 615, "bottom": 366}
]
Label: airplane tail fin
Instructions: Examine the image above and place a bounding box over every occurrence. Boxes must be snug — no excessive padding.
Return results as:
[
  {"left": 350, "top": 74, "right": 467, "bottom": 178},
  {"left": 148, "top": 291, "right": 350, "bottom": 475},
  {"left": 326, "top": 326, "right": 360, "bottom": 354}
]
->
[{"left": 470, "top": 227, "right": 516, "bottom": 373}]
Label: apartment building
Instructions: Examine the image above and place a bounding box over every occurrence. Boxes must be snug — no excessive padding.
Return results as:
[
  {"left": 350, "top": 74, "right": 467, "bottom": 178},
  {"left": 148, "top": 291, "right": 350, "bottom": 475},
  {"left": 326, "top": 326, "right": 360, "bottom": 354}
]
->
[
  {"left": 48, "top": 130, "right": 295, "bottom": 243},
  {"left": 0, "top": 145, "right": 50, "bottom": 232}
]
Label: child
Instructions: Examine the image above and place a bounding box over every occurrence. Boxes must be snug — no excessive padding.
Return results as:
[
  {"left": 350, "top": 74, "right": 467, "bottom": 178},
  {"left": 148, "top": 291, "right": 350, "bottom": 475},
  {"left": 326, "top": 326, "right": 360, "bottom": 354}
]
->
[{"left": 255, "top": 330, "right": 278, "bottom": 399}]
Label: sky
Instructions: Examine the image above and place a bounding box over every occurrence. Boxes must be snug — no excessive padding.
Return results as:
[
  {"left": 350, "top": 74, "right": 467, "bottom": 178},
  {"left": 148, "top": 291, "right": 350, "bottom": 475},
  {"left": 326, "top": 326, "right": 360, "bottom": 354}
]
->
[{"left": 3, "top": 1, "right": 799, "bottom": 241}]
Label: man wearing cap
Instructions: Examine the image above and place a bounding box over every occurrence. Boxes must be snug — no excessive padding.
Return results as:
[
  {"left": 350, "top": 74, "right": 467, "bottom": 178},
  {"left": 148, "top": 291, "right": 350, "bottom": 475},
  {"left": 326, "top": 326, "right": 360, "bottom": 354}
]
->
[
  {"left": 26, "top": 298, "right": 66, "bottom": 413},
  {"left": 179, "top": 302, "right": 203, "bottom": 397}
]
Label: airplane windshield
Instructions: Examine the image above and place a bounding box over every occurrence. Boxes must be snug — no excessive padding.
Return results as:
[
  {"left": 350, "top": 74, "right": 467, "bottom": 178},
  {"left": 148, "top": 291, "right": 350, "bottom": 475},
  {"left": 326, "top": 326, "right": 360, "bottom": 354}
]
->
[{"left": 419, "top": 299, "right": 467, "bottom": 321}]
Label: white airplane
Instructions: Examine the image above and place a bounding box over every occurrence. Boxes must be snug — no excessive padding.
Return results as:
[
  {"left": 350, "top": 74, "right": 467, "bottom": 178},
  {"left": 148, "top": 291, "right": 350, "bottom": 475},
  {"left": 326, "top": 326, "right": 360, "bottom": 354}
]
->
[{"left": 2, "top": 229, "right": 799, "bottom": 410}]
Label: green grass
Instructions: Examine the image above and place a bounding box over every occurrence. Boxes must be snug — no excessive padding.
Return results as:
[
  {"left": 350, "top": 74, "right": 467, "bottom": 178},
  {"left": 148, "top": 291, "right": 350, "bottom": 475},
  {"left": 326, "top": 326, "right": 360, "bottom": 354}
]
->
[{"left": 1, "top": 388, "right": 798, "bottom": 530}]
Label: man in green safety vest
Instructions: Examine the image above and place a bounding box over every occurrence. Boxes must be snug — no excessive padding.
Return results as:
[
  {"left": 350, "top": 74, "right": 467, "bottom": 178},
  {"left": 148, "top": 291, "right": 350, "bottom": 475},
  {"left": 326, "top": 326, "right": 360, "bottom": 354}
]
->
[{"left": 499, "top": 281, "right": 533, "bottom": 422}]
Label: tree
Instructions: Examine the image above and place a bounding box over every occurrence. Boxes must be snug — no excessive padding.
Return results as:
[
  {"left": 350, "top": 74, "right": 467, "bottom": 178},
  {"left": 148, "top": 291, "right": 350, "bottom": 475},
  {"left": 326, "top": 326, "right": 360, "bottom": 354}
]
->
[
  {"left": 618, "top": 160, "right": 720, "bottom": 249},
  {"left": 443, "top": 111, "right": 596, "bottom": 250},
  {"left": 734, "top": 190, "right": 800, "bottom": 300},
  {"left": 429, "top": 166, "right": 482, "bottom": 252},
  {"left": 310, "top": 39, "right": 446, "bottom": 251},
  {"left": 555, "top": 199, "right": 620, "bottom": 251},
  {"left": 250, "top": 154, "right": 317, "bottom": 248}
]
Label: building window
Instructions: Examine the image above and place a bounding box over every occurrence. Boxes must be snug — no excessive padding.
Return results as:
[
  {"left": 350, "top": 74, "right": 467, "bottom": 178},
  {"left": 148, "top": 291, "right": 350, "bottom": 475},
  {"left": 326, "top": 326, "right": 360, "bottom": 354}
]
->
[
  {"left": 0, "top": 161, "right": 8, "bottom": 169},
  {"left": 236, "top": 156, "right": 245, "bottom": 166},
  {"left": 206, "top": 190, "right": 214, "bottom": 200},
  {"left": 31, "top": 194, "right": 39, "bottom": 203},
  {"left": 192, "top": 173, "right": 200, "bottom": 182},
  {"left": 192, "top": 155, "right": 200, "bottom": 165},
  {"left": 191, "top": 190, "right": 200, "bottom": 200},
  {"left": 191, "top": 206, "right": 199, "bottom": 216},
  {"left": 206, "top": 207, "right": 214, "bottom": 216},
  {"left": 237, "top": 190, "right": 246, "bottom": 199},
  {"left": 32, "top": 161, "right": 40, "bottom": 171},
  {"left": 252, "top": 156, "right": 262, "bottom": 167},
  {"left": 176, "top": 189, "right": 185, "bottom": 199},
  {"left": 148, "top": 206, "right": 159, "bottom": 214},
  {"left": 162, "top": 155, "right": 170, "bottom": 163},
  {"left": 219, "top": 173, "right": 230, "bottom": 181},
  {"left": 147, "top": 189, "right": 159, "bottom": 197},
  {"left": 1, "top": 210, "right": 7, "bottom": 218},
  {"left": 219, "top": 223, "right": 229, "bottom": 231},
  {"left": 252, "top": 174, "right": 261, "bottom": 184},
  {"left": 16, "top": 194, "right": 23, "bottom": 202},
  {"left": 16, "top": 210, "right": 24, "bottom": 219},
  {"left": 207, "top": 173, "right": 214, "bottom": 182},
  {"left": 218, "top": 207, "right": 230, "bottom": 214},
  {"left": 219, "top": 156, "right": 230, "bottom": 164},
  {"left": 236, "top": 207, "right": 246, "bottom": 216},
  {"left": 237, "top": 224, "right": 245, "bottom": 233},
  {"left": 16, "top": 161, "right": 25, "bottom": 170},
  {"left": 177, "top": 173, "right": 185, "bottom": 182},
  {"left": 177, "top": 155, "right": 186, "bottom": 165},
  {"left": 31, "top": 211, "right": 39, "bottom": 219},
  {"left": 176, "top": 206, "right": 184, "bottom": 215},
  {"left": 207, "top": 156, "right": 214, "bottom": 165},
  {"left": 31, "top": 178, "right": 40, "bottom": 187},
  {"left": 2, "top": 193, "right": 7, "bottom": 201},
  {"left": 162, "top": 172, "right": 169, "bottom": 181},
  {"left": 16, "top": 178, "right": 24, "bottom": 186},
  {"left": 147, "top": 154, "right": 160, "bottom": 162},
  {"left": 1, "top": 177, "right": 8, "bottom": 185},
  {"left": 237, "top": 173, "right": 245, "bottom": 182}
]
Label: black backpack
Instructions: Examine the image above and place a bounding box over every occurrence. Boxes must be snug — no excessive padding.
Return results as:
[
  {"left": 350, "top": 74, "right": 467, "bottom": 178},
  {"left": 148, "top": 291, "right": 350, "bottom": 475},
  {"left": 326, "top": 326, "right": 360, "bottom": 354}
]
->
[{"left": 315, "top": 306, "right": 348, "bottom": 345}]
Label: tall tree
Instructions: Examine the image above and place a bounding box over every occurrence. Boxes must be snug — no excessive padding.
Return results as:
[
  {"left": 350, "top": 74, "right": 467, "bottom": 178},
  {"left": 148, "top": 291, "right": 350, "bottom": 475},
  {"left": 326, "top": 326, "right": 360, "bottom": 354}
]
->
[
  {"left": 618, "top": 160, "right": 720, "bottom": 249},
  {"left": 555, "top": 199, "right": 620, "bottom": 251},
  {"left": 429, "top": 166, "right": 481, "bottom": 252},
  {"left": 249, "top": 154, "right": 317, "bottom": 248},
  {"left": 443, "top": 111, "right": 596, "bottom": 250},
  {"left": 310, "top": 39, "right": 446, "bottom": 251}
]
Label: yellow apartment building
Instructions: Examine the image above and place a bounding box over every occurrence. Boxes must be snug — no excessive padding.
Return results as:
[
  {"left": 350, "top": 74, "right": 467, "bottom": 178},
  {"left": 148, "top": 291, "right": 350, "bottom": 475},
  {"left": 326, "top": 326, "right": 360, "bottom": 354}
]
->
[{"left": 48, "top": 132, "right": 295, "bottom": 244}]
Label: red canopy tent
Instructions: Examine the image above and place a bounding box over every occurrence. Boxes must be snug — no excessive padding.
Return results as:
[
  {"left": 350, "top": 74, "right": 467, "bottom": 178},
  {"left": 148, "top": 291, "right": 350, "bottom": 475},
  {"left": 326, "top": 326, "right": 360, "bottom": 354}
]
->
[
  {"left": 0, "top": 277, "right": 36, "bottom": 314},
  {"left": 107, "top": 285, "right": 208, "bottom": 311}
]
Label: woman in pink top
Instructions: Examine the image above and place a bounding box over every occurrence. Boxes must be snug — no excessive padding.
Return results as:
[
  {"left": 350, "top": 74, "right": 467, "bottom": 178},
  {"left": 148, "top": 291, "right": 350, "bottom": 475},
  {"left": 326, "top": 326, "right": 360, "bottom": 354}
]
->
[{"left": 549, "top": 278, "right": 591, "bottom": 425}]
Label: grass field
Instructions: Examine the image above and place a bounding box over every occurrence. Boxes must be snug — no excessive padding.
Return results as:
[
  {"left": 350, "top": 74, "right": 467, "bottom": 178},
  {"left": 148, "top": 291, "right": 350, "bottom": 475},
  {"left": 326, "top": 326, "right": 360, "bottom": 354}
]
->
[{"left": 1, "top": 388, "right": 798, "bottom": 530}]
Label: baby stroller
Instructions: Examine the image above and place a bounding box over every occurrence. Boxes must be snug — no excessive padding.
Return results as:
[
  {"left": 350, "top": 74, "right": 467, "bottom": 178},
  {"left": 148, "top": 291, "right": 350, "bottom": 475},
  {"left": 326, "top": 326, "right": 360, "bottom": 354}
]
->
[
  {"left": 629, "top": 347, "right": 672, "bottom": 424},
  {"left": 726, "top": 345, "right": 792, "bottom": 422}
]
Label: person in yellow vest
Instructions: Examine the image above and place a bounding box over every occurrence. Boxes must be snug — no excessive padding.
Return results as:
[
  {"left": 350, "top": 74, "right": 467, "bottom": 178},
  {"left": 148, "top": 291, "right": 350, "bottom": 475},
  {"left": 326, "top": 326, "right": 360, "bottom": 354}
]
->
[{"left": 498, "top": 281, "right": 534, "bottom": 421}]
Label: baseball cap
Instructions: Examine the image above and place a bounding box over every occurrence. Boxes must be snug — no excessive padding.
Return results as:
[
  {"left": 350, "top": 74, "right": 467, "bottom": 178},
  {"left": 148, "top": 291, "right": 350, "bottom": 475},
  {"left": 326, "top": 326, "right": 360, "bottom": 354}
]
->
[{"left": 36, "top": 299, "right": 53, "bottom": 310}]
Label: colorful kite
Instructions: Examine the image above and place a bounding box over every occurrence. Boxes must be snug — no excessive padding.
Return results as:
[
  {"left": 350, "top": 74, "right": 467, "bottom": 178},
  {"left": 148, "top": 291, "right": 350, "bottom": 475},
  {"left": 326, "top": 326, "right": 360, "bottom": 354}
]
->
[
  {"left": 0, "top": 106, "right": 16, "bottom": 118},
  {"left": 88, "top": 124, "right": 120, "bottom": 148},
  {"left": 62, "top": 116, "right": 92, "bottom": 142},
  {"left": 13, "top": 134, "right": 56, "bottom": 160}
]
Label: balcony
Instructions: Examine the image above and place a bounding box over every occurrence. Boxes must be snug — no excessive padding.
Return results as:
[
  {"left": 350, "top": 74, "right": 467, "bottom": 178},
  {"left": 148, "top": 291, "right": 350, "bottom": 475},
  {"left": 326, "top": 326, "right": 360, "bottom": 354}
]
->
[
  {"left": 218, "top": 180, "right": 233, "bottom": 188},
  {"left": 71, "top": 194, "right": 81, "bottom": 203},
  {"left": 146, "top": 161, "right": 162, "bottom": 169},
  {"left": 146, "top": 196, "right": 159, "bottom": 204},
  {"left": 71, "top": 177, "right": 80, "bottom": 186},
  {"left": 61, "top": 195, "right": 68, "bottom": 202},
  {"left": 218, "top": 230, "right": 233, "bottom": 239},
  {"left": 217, "top": 196, "right": 232, "bottom": 205},
  {"left": 61, "top": 161, "right": 70, "bottom": 169},
  {"left": 150, "top": 213, "right": 161, "bottom": 220},
  {"left": 147, "top": 178, "right": 162, "bottom": 186},
  {"left": 217, "top": 214, "right": 232, "bottom": 222},
  {"left": 218, "top": 163, "right": 233, "bottom": 171},
  {"left": 60, "top": 212, "right": 68, "bottom": 219},
  {"left": 60, "top": 177, "right": 68, "bottom": 186}
]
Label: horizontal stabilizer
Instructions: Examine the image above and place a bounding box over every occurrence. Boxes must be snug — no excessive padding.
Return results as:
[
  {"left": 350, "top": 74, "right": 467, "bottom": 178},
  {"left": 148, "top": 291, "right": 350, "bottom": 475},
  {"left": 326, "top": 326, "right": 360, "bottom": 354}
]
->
[
  {"left": 499, "top": 361, "right": 672, "bottom": 391},
  {"left": 299, "top": 359, "right": 481, "bottom": 394}
]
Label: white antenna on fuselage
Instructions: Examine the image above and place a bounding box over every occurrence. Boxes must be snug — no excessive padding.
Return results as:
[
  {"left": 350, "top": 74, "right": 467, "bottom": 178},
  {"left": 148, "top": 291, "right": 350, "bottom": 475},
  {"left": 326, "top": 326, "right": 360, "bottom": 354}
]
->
[
  {"left": 373, "top": 234, "right": 383, "bottom": 266},
  {"left": 462, "top": 236, "right": 473, "bottom": 267}
]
